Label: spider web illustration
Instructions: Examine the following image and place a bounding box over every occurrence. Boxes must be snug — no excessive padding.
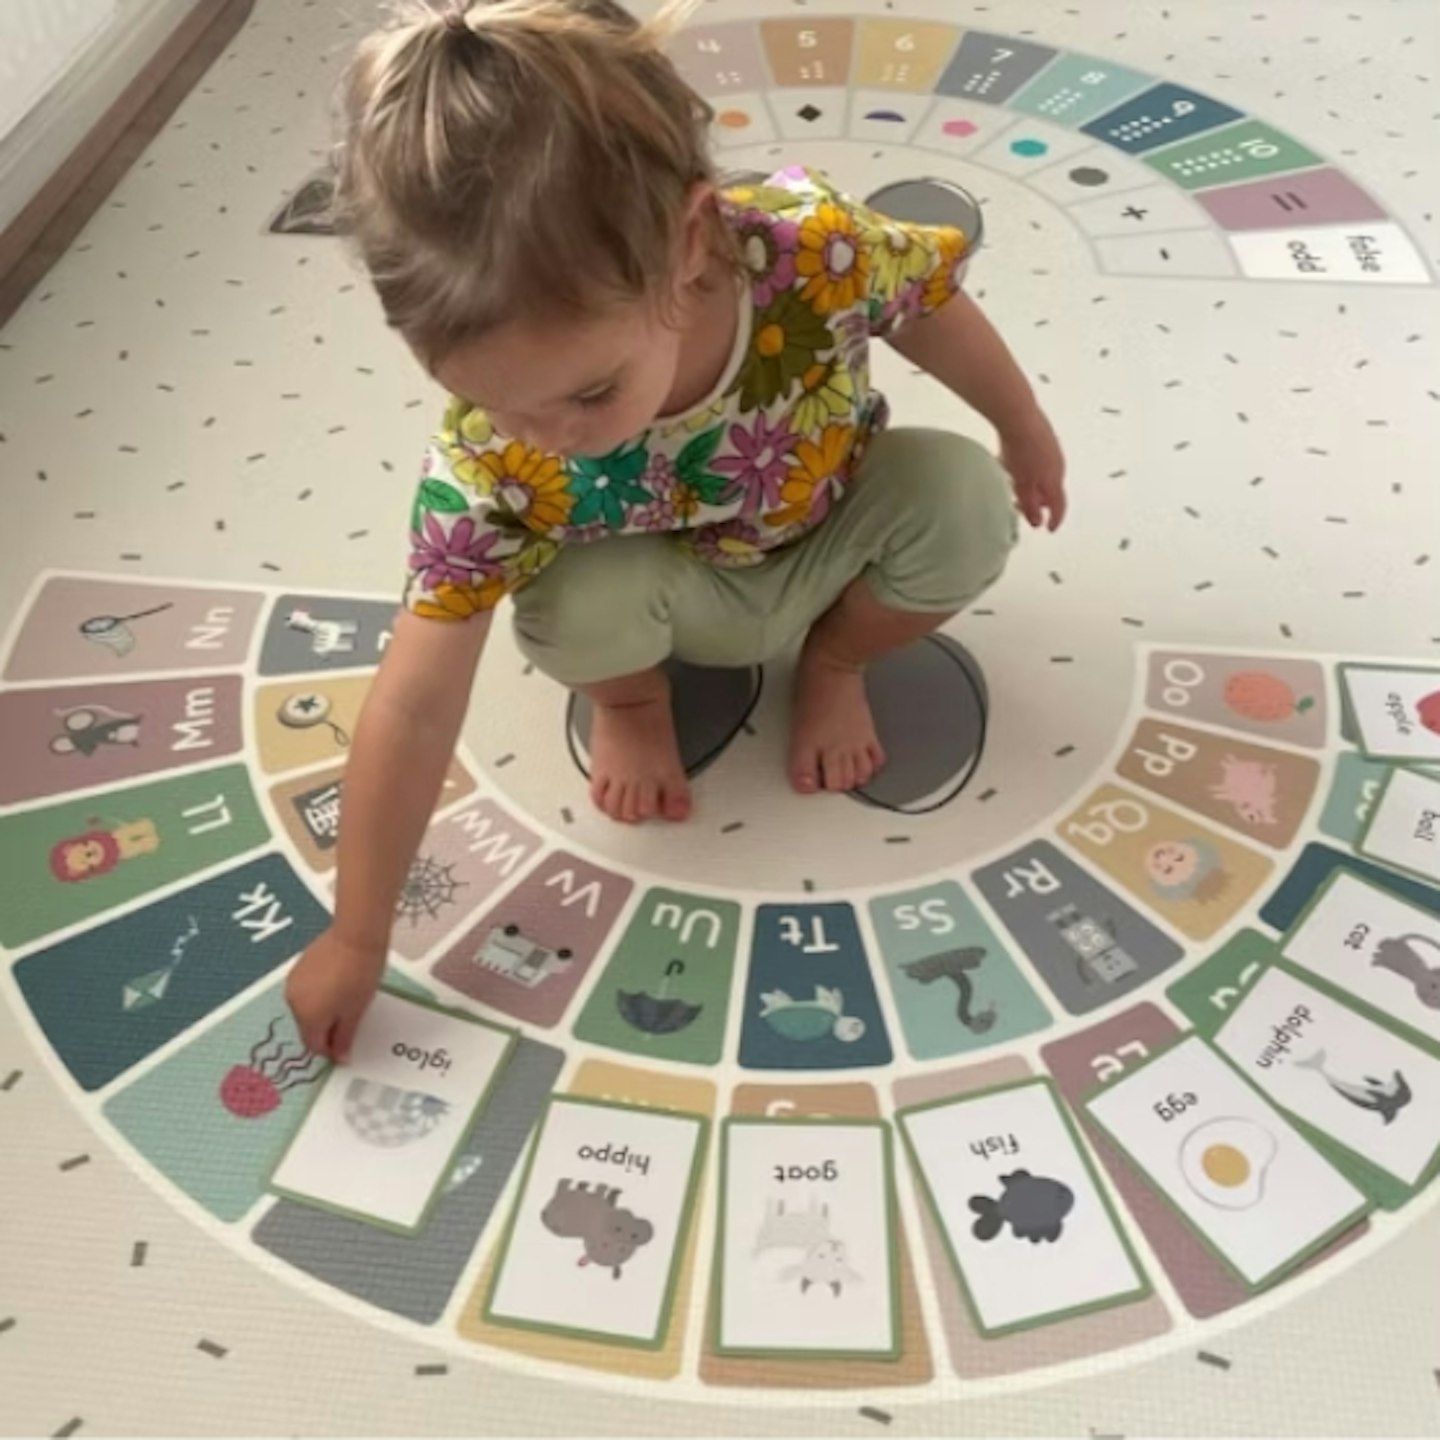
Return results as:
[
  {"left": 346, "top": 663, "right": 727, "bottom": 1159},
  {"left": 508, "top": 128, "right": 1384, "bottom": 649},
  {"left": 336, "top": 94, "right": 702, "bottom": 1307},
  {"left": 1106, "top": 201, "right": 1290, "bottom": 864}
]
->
[{"left": 395, "top": 854, "right": 467, "bottom": 926}]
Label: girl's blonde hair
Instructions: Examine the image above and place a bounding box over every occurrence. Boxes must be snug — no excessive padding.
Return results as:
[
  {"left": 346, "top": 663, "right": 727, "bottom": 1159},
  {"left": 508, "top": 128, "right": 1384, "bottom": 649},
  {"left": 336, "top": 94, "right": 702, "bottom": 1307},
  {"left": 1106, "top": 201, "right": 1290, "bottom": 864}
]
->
[{"left": 336, "top": 0, "right": 721, "bottom": 367}]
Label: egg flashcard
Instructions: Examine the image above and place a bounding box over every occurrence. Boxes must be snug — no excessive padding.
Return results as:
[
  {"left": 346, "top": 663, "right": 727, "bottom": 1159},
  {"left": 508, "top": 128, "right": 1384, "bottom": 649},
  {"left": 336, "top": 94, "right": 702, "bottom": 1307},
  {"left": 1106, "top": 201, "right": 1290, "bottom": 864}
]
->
[
  {"left": 1340, "top": 665, "right": 1440, "bottom": 762},
  {"left": 1086, "top": 1035, "right": 1369, "bottom": 1290},
  {"left": 268, "top": 988, "right": 516, "bottom": 1233},
  {"left": 1357, "top": 768, "right": 1440, "bottom": 886},
  {"left": 484, "top": 1095, "right": 708, "bottom": 1348},
  {"left": 1281, "top": 870, "right": 1440, "bottom": 1047},
  {"left": 897, "top": 1078, "right": 1149, "bottom": 1336},
  {"left": 712, "top": 1118, "right": 899, "bottom": 1359},
  {"left": 1212, "top": 967, "right": 1440, "bottom": 1192}
]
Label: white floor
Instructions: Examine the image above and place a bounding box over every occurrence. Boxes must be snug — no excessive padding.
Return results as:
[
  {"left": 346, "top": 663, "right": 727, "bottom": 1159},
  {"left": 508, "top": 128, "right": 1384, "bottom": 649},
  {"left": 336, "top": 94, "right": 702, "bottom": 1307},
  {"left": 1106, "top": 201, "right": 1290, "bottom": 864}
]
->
[{"left": 2, "top": 0, "right": 1440, "bottom": 1434}]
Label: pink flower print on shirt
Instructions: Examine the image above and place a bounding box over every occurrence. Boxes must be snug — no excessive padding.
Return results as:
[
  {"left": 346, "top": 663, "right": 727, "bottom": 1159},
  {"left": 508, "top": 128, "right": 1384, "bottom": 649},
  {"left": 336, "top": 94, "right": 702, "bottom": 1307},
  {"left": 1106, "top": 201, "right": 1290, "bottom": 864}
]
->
[
  {"left": 712, "top": 410, "right": 799, "bottom": 521},
  {"left": 409, "top": 513, "right": 503, "bottom": 590},
  {"left": 737, "top": 211, "right": 800, "bottom": 309}
]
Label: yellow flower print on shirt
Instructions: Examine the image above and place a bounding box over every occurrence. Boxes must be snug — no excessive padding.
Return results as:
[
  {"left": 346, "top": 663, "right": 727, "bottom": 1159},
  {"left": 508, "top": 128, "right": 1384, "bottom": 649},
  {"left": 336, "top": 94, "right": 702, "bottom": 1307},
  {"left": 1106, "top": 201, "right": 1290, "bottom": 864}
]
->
[
  {"left": 922, "top": 227, "right": 968, "bottom": 314},
  {"left": 478, "top": 441, "right": 574, "bottom": 531},
  {"left": 769, "top": 421, "right": 856, "bottom": 528},
  {"left": 439, "top": 401, "right": 496, "bottom": 490},
  {"left": 870, "top": 221, "right": 934, "bottom": 300},
  {"left": 410, "top": 575, "right": 506, "bottom": 621},
  {"left": 795, "top": 200, "right": 872, "bottom": 315},
  {"left": 792, "top": 360, "right": 855, "bottom": 435}
]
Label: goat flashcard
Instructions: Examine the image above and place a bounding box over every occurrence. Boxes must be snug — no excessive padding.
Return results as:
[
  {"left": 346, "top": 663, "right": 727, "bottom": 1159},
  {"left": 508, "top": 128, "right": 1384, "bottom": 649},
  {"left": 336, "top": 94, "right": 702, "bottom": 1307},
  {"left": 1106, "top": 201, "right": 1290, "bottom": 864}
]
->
[
  {"left": 1281, "top": 869, "right": 1440, "bottom": 1048},
  {"left": 1086, "top": 1036, "right": 1370, "bottom": 1290},
  {"left": 484, "top": 1094, "right": 708, "bottom": 1349},
  {"left": 1211, "top": 966, "right": 1440, "bottom": 1194},
  {"left": 268, "top": 988, "right": 516, "bottom": 1233},
  {"left": 713, "top": 1118, "right": 899, "bottom": 1359},
  {"left": 1340, "top": 665, "right": 1440, "bottom": 762},
  {"left": 897, "top": 1078, "right": 1149, "bottom": 1336}
]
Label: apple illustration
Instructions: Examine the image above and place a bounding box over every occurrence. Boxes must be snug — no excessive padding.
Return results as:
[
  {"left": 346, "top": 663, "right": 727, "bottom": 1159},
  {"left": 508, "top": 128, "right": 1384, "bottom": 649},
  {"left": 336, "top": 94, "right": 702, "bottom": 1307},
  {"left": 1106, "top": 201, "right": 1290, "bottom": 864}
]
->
[{"left": 1418, "top": 688, "right": 1440, "bottom": 737}]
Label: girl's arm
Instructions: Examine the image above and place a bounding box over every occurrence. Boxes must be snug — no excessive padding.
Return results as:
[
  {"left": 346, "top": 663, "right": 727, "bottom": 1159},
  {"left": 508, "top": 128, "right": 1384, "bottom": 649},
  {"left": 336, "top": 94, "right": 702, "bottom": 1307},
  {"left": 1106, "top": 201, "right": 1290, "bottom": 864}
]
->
[
  {"left": 887, "top": 289, "right": 1067, "bottom": 531},
  {"left": 286, "top": 608, "right": 490, "bottom": 1059}
]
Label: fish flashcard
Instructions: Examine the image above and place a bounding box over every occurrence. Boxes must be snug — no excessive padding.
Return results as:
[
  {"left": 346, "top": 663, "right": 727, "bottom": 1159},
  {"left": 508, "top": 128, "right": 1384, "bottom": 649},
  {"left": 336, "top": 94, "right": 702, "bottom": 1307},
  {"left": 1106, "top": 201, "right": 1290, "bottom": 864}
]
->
[
  {"left": 713, "top": 1118, "right": 899, "bottom": 1358},
  {"left": 484, "top": 1095, "right": 708, "bottom": 1349},
  {"left": 269, "top": 989, "right": 516, "bottom": 1232},
  {"left": 897, "top": 1078, "right": 1149, "bottom": 1336},
  {"left": 1212, "top": 967, "right": 1440, "bottom": 1193},
  {"left": 1086, "top": 1036, "right": 1369, "bottom": 1290},
  {"left": 1340, "top": 665, "right": 1440, "bottom": 762}
]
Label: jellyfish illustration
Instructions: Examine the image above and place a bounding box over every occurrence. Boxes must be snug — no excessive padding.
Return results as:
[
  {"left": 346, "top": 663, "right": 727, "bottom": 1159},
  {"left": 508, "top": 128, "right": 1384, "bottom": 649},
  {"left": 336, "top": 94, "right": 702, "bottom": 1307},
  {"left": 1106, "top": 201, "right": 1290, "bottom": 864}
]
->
[{"left": 219, "top": 1017, "right": 326, "bottom": 1119}]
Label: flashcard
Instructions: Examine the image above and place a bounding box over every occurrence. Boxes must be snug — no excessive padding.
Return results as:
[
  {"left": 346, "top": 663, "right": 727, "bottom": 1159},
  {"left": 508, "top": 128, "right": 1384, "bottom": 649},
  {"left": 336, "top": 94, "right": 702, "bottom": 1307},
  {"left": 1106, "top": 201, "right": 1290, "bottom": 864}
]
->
[
  {"left": 1282, "top": 871, "right": 1440, "bottom": 1048},
  {"left": 897, "top": 1079, "right": 1148, "bottom": 1336},
  {"left": 1357, "top": 767, "right": 1440, "bottom": 885},
  {"left": 1212, "top": 967, "right": 1440, "bottom": 1191},
  {"left": 1319, "top": 754, "right": 1394, "bottom": 846},
  {"left": 1086, "top": 1036, "right": 1369, "bottom": 1290},
  {"left": 269, "top": 989, "right": 516, "bottom": 1232},
  {"left": 1114, "top": 718, "right": 1319, "bottom": 849},
  {"left": 1341, "top": 665, "right": 1440, "bottom": 761},
  {"left": 1261, "top": 843, "right": 1440, "bottom": 933},
  {"left": 1144, "top": 651, "right": 1327, "bottom": 748},
  {"left": 484, "top": 1095, "right": 708, "bottom": 1348},
  {"left": 1059, "top": 783, "right": 1273, "bottom": 941},
  {"left": 714, "top": 1119, "right": 898, "bottom": 1358}
]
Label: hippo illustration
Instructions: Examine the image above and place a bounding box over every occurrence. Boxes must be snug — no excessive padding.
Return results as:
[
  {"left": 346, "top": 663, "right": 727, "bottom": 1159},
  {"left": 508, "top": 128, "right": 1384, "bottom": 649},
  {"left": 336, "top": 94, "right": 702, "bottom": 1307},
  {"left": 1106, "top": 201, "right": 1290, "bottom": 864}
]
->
[{"left": 541, "top": 1179, "right": 654, "bottom": 1279}]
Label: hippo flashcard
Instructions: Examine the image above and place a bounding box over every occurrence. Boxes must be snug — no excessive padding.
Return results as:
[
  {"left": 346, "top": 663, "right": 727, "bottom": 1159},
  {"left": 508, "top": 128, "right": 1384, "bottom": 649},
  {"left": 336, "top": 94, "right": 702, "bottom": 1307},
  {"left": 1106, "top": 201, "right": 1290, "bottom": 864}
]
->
[
  {"left": 484, "top": 1095, "right": 708, "bottom": 1348},
  {"left": 712, "top": 1118, "right": 899, "bottom": 1358},
  {"left": 1211, "top": 966, "right": 1440, "bottom": 1193},
  {"left": 1281, "top": 870, "right": 1440, "bottom": 1048},
  {"left": 1086, "top": 1036, "right": 1370, "bottom": 1290},
  {"left": 268, "top": 988, "right": 516, "bottom": 1233},
  {"left": 1340, "top": 665, "right": 1440, "bottom": 762},
  {"left": 896, "top": 1078, "right": 1149, "bottom": 1336}
]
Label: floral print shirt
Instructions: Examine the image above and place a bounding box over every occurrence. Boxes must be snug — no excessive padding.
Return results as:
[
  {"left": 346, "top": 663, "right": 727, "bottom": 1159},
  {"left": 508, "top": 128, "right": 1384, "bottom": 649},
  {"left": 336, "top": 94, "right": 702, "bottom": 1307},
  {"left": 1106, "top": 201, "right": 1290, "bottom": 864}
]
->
[{"left": 404, "top": 167, "right": 970, "bottom": 621}]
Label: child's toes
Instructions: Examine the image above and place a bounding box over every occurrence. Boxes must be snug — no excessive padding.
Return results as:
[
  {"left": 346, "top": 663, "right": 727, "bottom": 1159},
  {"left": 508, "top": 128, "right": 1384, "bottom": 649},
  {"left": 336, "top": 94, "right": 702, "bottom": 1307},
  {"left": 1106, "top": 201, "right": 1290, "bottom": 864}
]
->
[
  {"left": 635, "top": 780, "right": 659, "bottom": 820},
  {"left": 661, "top": 782, "right": 693, "bottom": 822}
]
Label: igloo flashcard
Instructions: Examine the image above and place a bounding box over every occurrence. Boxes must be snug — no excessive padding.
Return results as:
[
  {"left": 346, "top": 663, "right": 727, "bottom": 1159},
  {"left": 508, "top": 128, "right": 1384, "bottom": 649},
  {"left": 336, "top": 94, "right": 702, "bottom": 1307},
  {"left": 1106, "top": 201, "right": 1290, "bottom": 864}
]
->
[
  {"left": 712, "top": 1118, "right": 899, "bottom": 1358},
  {"left": 1086, "top": 1036, "right": 1369, "bottom": 1290},
  {"left": 484, "top": 1095, "right": 708, "bottom": 1348},
  {"left": 1340, "top": 665, "right": 1440, "bottom": 762},
  {"left": 268, "top": 988, "right": 516, "bottom": 1233},
  {"left": 1212, "top": 966, "right": 1440, "bottom": 1192},
  {"left": 897, "top": 1078, "right": 1149, "bottom": 1336}
]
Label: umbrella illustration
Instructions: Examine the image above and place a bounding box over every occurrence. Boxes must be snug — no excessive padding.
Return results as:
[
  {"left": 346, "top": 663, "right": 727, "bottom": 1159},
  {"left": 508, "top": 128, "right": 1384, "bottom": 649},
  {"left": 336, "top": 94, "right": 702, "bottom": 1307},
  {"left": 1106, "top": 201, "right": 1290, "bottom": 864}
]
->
[
  {"left": 78, "top": 602, "right": 174, "bottom": 657},
  {"left": 616, "top": 959, "right": 703, "bottom": 1036}
]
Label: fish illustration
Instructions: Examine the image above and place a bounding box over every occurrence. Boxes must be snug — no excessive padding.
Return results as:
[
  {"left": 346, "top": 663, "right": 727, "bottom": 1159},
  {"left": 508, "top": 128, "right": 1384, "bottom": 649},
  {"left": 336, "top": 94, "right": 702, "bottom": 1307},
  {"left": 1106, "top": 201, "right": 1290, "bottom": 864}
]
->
[
  {"left": 968, "top": 1170, "right": 1074, "bottom": 1244},
  {"left": 1293, "top": 1049, "right": 1413, "bottom": 1125},
  {"left": 1371, "top": 933, "right": 1440, "bottom": 1010},
  {"left": 900, "top": 947, "right": 997, "bottom": 1033}
]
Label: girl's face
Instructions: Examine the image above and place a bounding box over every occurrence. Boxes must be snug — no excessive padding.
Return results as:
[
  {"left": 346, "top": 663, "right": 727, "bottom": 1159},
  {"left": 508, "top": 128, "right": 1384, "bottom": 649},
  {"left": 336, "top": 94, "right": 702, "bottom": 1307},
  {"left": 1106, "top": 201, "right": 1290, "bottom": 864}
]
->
[
  {"left": 432, "top": 186, "right": 724, "bottom": 458},
  {"left": 434, "top": 298, "right": 687, "bottom": 458}
]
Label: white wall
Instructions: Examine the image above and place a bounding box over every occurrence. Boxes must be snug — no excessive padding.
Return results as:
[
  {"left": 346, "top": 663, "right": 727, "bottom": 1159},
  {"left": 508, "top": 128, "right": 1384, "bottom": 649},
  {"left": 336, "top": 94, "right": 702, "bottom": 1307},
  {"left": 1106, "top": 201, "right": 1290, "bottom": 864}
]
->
[{"left": 0, "top": 0, "right": 208, "bottom": 234}]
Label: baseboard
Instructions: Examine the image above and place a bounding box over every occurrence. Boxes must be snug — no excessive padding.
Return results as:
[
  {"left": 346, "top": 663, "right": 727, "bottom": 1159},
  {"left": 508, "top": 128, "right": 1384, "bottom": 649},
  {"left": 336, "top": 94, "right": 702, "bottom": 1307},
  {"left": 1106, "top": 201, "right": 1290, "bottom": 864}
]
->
[{"left": 0, "top": 0, "right": 255, "bottom": 326}]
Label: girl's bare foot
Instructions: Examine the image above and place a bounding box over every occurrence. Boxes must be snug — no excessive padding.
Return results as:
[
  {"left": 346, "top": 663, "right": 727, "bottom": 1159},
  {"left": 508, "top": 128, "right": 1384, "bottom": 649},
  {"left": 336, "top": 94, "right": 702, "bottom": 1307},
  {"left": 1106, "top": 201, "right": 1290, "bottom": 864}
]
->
[
  {"left": 588, "top": 692, "right": 692, "bottom": 822},
  {"left": 789, "top": 649, "right": 886, "bottom": 794}
]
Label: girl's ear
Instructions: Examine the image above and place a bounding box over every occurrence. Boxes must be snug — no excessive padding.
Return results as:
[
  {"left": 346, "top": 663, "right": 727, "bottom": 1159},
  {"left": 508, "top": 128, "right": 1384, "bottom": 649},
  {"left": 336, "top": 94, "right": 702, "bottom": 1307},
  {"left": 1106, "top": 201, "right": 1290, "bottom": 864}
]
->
[{"left": 677, "top": 178, "right": 719, "bottom": 286}]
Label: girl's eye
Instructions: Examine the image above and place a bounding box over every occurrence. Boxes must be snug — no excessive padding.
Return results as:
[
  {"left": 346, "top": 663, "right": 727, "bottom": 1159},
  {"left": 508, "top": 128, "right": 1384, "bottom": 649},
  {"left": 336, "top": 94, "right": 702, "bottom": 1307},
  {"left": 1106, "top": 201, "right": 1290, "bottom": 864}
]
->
[{"left": 575, "top": 386, "right": 616, "bottom": 410}]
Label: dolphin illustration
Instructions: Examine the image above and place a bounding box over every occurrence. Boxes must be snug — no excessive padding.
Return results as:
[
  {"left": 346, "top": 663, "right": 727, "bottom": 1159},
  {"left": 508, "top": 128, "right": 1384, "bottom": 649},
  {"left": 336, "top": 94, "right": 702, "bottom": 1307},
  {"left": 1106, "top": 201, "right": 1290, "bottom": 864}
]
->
[{"left": 1293, "top": 1049, "right": 1413, "bottom": 1125}]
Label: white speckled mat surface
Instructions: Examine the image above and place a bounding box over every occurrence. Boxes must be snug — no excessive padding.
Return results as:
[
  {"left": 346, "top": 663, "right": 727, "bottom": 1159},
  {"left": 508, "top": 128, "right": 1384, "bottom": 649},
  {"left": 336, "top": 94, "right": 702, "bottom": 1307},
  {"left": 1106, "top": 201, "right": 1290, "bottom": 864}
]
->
[{"left": 3, "top": 1, "right": 1439, "bottom": 1434}]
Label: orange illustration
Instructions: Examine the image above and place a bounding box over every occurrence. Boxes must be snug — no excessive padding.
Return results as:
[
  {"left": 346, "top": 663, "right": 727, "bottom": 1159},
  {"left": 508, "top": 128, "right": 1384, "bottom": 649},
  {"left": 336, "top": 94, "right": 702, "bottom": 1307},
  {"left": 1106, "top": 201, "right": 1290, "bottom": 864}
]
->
[{"left": 1223, "top": 671, "right": 1315, "bottom": 723}]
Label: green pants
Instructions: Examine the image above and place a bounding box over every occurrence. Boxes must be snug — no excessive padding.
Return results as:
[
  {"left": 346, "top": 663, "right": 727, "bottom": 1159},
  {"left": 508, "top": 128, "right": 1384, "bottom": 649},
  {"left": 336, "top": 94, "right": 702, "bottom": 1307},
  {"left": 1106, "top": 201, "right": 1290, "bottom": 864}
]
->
[{"left": 512, "top": 427, "right": 1018, "bottom": 686}]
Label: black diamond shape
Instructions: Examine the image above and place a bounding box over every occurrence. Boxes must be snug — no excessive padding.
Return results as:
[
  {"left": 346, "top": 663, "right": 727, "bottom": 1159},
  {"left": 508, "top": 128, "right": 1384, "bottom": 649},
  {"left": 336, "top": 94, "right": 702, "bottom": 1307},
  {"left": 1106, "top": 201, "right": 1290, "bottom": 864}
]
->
[{"left": 797, "top": 103, "right": 822, "bottom": 122}]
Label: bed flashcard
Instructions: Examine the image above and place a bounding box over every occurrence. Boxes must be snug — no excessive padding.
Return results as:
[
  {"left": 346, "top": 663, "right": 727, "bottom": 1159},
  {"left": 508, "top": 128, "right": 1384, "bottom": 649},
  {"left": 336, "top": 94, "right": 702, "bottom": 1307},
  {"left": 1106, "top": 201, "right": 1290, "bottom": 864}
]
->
[
  {"left": 1086, "top": 1035, "right": 1370, "bottom": 1290},
  {"left": 1212, "top": 966, "right": 1440, "bottom": 1190},
  {"left": 1281, "top": 870, "right": 1440, "bottom": 1047},
  {"left": 897, "top": 1078, "right": 1149, "bottom": 1337},
  {"left": 1340, "top": 665, "right": 1440, "bottom": 763},
  {"left": 268, "top": 989, "right": 516, "bottom": 1232},
  {"left": 714, "top": 1118, "right": 899, "bottom": 1358},
  {"left": 1357, "top": 767, "right": 1440, "bottom": 885},
  {"left": 484, "top": 1095, "right": 708, "bottom": 1348}
]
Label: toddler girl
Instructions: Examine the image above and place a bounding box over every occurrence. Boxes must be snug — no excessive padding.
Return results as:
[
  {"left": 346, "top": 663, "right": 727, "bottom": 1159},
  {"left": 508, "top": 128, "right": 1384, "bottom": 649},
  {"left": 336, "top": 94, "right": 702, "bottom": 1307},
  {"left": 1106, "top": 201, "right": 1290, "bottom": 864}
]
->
[{"left": 287, "top": 0, "right": 1065, "bottom": 1059}]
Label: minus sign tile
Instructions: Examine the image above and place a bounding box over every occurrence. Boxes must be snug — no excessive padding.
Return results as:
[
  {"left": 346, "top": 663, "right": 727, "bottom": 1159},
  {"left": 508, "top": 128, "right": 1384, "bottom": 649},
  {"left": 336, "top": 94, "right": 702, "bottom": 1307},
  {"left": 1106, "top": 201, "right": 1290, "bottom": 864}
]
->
[
  {"left": 1, "top": 1069, "right": 21, "bottom": 1091},
  {"left": 1197, "top": 1351, "right": 1232, "bottom": 1370},
  {"left": 721, "top": 822, "right": 744, "bottom": 834},
  {"left": 415, "top": 1363, "right": 448, "bottom": 1377},
  {"left": 131, "top": 1242, "right": 148, "bottom": 1267},
  {"left": 197, "top": 1339, "right": 228, "bottom": 1359},
  {"left": 59, "top": 1154, "right": 90, "bottom": 1172}
]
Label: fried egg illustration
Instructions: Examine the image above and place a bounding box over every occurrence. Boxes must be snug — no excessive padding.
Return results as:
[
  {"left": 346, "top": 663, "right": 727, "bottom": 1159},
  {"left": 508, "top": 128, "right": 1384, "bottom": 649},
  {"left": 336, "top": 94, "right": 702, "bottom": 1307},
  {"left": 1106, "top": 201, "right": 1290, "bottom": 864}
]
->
[{"left": 1179, "top": 1117, "right": 1277, "bottom": 1210}]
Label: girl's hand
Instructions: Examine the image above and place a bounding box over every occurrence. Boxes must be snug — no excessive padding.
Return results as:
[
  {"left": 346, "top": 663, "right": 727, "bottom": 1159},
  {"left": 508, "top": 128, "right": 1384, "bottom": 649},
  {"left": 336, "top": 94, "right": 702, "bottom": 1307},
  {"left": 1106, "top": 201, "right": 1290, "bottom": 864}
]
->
[
  {"left": 1000, "top": 413, "right": 1067, "bottom": 532},
  {"left": 285, "top": 927, "right": 386, "bottom": 1062}
]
